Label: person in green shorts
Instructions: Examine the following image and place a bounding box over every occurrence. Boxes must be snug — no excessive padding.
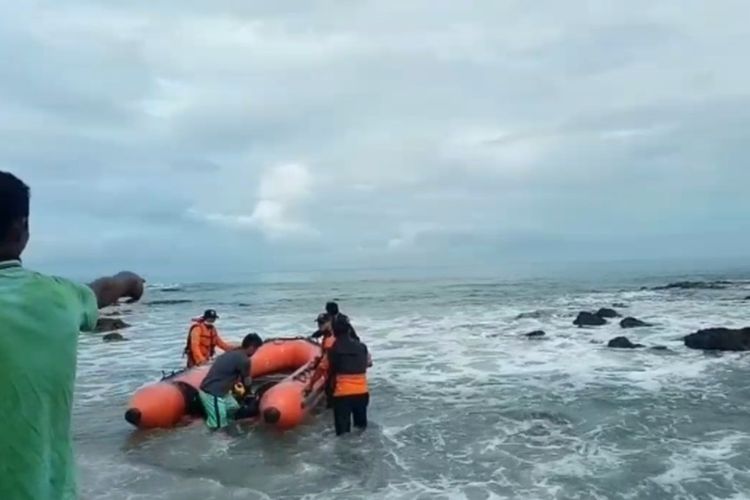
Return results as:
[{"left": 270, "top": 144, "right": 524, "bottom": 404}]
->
[
  {"left": 0, "top": 171, "right": 113, "bottom": 500},
  {"left": 199, "top": 333, "right": 264, "bottom": 429}
]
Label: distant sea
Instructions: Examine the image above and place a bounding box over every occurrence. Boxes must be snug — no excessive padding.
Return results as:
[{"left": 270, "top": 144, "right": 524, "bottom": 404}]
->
[{"left": 73, "top": 264, "right": 750, "bottom": 499}]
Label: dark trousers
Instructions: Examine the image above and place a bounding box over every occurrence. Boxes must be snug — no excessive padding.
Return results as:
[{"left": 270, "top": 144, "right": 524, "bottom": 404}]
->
[{"left": 332, "top": 393, "right": 369, "bottom": 436}]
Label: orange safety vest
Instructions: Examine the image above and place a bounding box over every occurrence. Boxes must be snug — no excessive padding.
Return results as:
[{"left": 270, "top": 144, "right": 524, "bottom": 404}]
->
[
  {"left": 184, "top": 321, "right": 231, "bottom": 367},
  {"left": 328, "top": 337, "right": 369, "bottom": 397}
]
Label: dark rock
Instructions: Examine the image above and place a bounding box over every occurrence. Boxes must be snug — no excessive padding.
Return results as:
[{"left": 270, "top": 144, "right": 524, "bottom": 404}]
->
[
  {"left": 574, "top": 311, "right": 607, "bottom": 327},
  {"left": 607, "top": 336, "right": 644, "bottom": 349},
  {"left": 684, "top": 327, "right": 750, "bottom": 351},
  {"left": 596, "top": 308, "right": 620, "bottom": 319},
  {"left": 620, "top": 317, "right": 653, "bottom": 329},
  {"left": 515, "top": 311, "right": 545, "bottom": 320},
  {"left": 745, "top": 296, "right": 750, "bottom": 301},
  {"left": 524, "top": 330, "right": 546, "bottom": 338},
  {"left": 146, "top": 299, "right": 193, "bottom": 306},
  {"left": 89, "top": 271, "right": 146, "bottom": 307},
  {"left": 653, "top": 280, "right": 731, "bottom": 291},
  {"left": 95, "top": 318, "right": 131, "bottom": 333},
  {"left": 612, "top": 303, "right": 628, "bottom": 308},
  {"left": 102, "top": 332, "right": 129, "bottom": 342},
  {"left": 650, "top": 345, "right": 668, "bottom": 351}
]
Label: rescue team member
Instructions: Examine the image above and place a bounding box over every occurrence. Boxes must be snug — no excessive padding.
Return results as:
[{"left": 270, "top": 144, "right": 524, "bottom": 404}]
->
[
  {"left": 325, "top": 301, "right": 360, "bottom": 341},
  {"left": 328, "top": 316, "right": 371, "bottom": 435},
  {"left": 309, "top": 312, "right": 371, "bottom": 408},
  {"left": 311, "top": 312, "right": 336, "bottom": 350},
  {"left": 0, "top": 171, "right": 115, "bottom": 500},
  {"left": 184, "top": 309, "right": 235, "bottom": 368},
  {"left": 198, "top": 333, "right": 264, "bottom": 430}
]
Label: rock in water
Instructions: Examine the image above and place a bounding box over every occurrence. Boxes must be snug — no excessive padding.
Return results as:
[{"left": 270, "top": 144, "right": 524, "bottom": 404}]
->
[
  {"left": 95, "top": 318, "right": 131, "bottom": 333},
  {"left": 596, "top": 307, "right": 620, "bottom": 319},
  {"left": 612, "top": 303, "right": 628, "bottom": 308},
  {"left": 654, "top": 281, "right": 730, "bottom": 290},
  {"left": 102, "top": 332, "right": 128, "bottom": 342},
  {"left": 573, "top": 312, "right": 607, "bottom": 327},
  {"left": 684, "top": 327, "right": 750, "bottom": 351},
  {"left": 515, "top": 311, "right": 545, "bottom": 320},
  {"left": 620, "top": 317, "right": 653, "bottom": 329},
  {"left": 607, "top": 336, "right": 644, "bottom": 348},
  {"left": 524, "top": 330, "right": 546, "bottom": 338}
]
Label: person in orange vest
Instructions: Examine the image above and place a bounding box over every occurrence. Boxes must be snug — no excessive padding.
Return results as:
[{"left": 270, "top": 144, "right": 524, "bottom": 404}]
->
[
  {"left": 184, "top": 309, "right": 235, "bottom": 368},
  {"left": 311, "top": 312, "right": 336, "bottom": 350},
  {"left": 328, "top": 315, "right": 371, "bottom": 435}
]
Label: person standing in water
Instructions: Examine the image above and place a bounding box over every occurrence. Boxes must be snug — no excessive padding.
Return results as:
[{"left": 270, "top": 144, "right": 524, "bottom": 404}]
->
[
  {"left": 184, "top": 309, "right": 235, "bottom": 367},
  {"left": 328, "top": 316, "right": 371, "bottom": 435},
  {"left": 198, "top": 333, "right": 264, "bottom": 430},
  {"left": 0, "top": 171, "right": 113, "bottom": 500},
  {"left": 325, "top": 301, "right": 360, "bottom": 340}
]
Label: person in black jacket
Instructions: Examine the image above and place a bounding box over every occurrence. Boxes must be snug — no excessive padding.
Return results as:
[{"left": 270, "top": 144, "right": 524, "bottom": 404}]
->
[
  {"left": 325, "top": 301, "right": 360, "bottom": 341},
  {"left": 328, "top": 316, "right": 370, "bottom": 435}
]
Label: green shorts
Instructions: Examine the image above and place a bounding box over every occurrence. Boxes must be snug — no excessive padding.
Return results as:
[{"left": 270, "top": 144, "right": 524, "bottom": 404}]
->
[{"left": 198, "top": 390, "right": 240, "bottom": 429}]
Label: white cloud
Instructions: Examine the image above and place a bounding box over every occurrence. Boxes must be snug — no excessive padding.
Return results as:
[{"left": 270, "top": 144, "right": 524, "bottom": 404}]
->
[
  {"left": 190, "top": 163, "right": 316, "bottom": 240},
  {"left": 387, "top": 222, "right": 443, "bottom": 251}
]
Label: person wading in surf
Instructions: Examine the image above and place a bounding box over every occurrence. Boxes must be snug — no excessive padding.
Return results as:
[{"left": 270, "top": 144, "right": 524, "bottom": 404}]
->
[
  {"left": 198, "top": 333, "right": 264, "bottom": 430},
  {"left": 328, "top": 316, "right": 371, "bottom": 435},
  {"left": 184, "top": 309, "right": 235, "bottom": 367},
  {"left": 325, "top": 301, "right": 360, "bottom": 341}
]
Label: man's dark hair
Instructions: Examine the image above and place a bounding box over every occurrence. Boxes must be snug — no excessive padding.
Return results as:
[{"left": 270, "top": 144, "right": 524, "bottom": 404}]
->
[
  {"left": 325, "top": 301, "right": 339, "bottom": 316},
  {"left": 0, "top": 171, "right": 30, "bottom": 239},
  {"left": 332, "top": 316, "right": 351, "bottom": 338},
  {"left": 241, "top": 333, "right": 263, "bottom": 349}
]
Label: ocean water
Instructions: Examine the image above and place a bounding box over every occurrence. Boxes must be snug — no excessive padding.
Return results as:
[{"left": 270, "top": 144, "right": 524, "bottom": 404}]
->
[{"left": 73, "top": 271, "right": 750, "bottom": 500}]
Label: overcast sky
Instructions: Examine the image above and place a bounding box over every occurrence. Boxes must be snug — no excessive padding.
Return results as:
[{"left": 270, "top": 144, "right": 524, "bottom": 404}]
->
[{"left": 2, "top": 1, "right": 749, "bottom": 281}]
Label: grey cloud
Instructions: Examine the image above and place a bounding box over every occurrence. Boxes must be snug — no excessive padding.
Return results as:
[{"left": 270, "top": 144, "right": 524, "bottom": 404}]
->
[{"left": 1, "top": 0, "right": 749, "bottom": 279}]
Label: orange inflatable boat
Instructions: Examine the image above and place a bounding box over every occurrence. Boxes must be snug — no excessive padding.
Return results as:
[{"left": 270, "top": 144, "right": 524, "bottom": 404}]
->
[{"left": 124, "top": 338, "right": 327, "bottom": 430}]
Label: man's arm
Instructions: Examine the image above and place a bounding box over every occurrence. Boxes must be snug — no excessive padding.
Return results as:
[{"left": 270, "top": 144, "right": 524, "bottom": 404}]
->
[
  {"left": 73, "top": 281, "right": 100, "bottom": 331},
  {"left": 342, "top": 314, "right": 360, "bottom": 341},
  {"left": 214, "top": 331, "right": 235, "bottom": 352},
  {"left": 241, "top": 357, "right": 252, "bottom": 388}
]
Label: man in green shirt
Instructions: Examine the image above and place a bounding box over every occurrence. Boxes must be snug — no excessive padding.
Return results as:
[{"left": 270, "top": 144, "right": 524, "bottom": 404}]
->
[{"left": 0, "top": 171, "right": 111, "bottom": 499}]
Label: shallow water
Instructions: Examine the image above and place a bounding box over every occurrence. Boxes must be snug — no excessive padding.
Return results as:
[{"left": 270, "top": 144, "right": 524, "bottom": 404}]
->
[{"left": 74, "top": 272, "right": 750, "bottom": 499}]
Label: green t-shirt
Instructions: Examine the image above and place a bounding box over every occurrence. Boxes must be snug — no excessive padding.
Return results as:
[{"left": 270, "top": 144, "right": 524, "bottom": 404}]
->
[{"left": 0, "top": 261, "right": 98, "bottom": 500}]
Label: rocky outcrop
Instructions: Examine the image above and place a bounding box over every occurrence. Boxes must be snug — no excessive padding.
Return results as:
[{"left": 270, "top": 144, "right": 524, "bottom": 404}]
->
[
  {"left": 95, "top": 318, "right": 131, "bottom": 333},
  {"left": 524, "top": 330, "right": 546, "bottom": 338},
  {"left": 574, "top": 311, "right": 607, "bottom": 327},
  {"left": 620, "top": 317, "right": 653, "bottom": 329},
  {"left": 607, "top": 336, "right": 644, "bottom": 348},
  {"left": 89, "top": 271, "right": 146, "bottom": 308},
  {"left": 684, "top": 327, "right": 750, "bottom": 351},
  {"left": 653, "top": 280, "right": 731, "bottom": 291},
  {"left": 596, "top": 308, "right": 620, "bottom": 319},
  {"left": 102, "top": 332, "right": 129, "bottom": 342}
]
